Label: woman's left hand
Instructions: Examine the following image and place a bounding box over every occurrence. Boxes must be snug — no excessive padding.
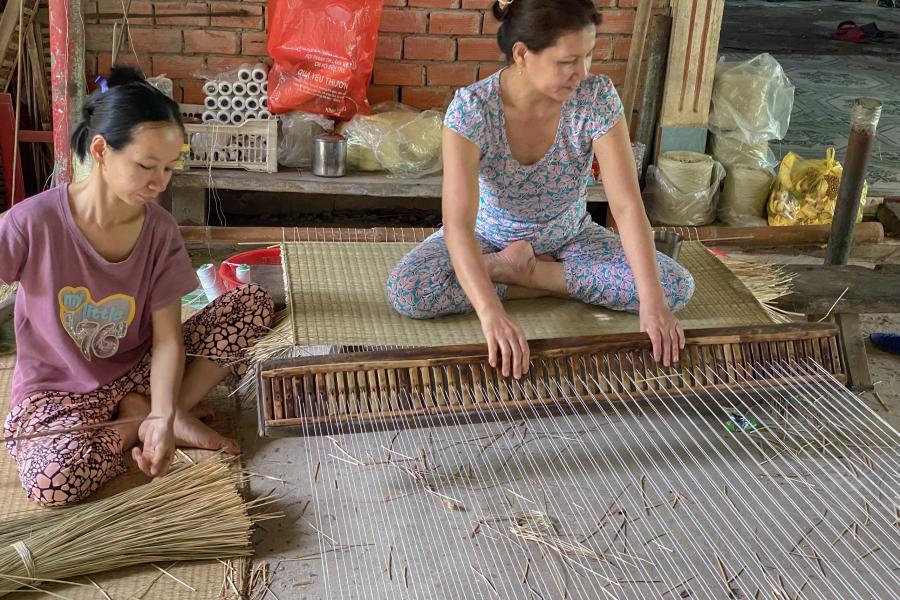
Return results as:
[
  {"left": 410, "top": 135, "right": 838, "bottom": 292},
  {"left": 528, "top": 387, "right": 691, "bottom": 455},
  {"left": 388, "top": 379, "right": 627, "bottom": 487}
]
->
[
  {"left": 133, "top": 414, "right": 176, "bottom": 478},
  {"left": 639, "top": 302, "right": 685, "bottom": 367}
]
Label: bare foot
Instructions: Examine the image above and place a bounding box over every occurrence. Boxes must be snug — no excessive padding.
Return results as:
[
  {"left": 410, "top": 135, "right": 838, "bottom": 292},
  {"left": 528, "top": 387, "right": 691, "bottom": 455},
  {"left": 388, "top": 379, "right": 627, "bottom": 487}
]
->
[
  {"left": 484, "top": 240, "right": 537, "bottom": 286},
  {"left": 536, "top": 254, "right": 556, "bottom": 263},
  {"left": 173, "top": 414, "right": 240, "bottom": 455},
  {"left": 190, "top": 407, "right": 216, "bottom": 421},
  {"left": 115, "top": 393, "right": 150, "bottom": 449}
]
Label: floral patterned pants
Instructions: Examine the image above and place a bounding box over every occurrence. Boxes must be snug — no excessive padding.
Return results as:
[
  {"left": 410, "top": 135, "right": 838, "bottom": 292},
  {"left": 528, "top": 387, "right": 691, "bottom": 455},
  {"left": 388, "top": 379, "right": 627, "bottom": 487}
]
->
[
  {"left": 387, "top": 222, "right": 695, "bottom": 319},
  {"left": 3, "top": 284, "right": 273, "bottom": 507}
]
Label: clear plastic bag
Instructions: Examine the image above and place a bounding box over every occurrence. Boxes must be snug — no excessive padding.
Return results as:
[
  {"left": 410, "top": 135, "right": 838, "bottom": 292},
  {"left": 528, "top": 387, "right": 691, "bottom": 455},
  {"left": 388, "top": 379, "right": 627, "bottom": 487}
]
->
[
  {"left": 277, "top": 111, "right": 335, "bottom": 168},
  {"left": 337, "top": 103, "right": 443, "bottom": 177},
  {"left": 646, "top": 152, "right": 725, "bottom": 226},
  {"left": 709, "top": 134, "right": 776, "bottom": 171},
  {"left": 767, "top": 148, "right": 867, "bottom": 226},
  {"left": 709, "top": 53, "right": 795, "bottom": 145}
]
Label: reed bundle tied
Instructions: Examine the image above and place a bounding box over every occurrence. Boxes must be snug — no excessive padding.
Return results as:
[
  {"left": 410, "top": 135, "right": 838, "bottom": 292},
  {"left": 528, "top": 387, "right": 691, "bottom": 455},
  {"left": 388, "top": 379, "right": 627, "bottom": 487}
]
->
[{"left": 0, "top": 456, "right": 280, "bottom": 596}]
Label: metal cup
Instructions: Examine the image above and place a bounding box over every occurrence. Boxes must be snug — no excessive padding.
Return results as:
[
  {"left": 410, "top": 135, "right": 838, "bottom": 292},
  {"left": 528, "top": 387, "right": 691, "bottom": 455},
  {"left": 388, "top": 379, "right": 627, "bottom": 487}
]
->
[
  {"left": 654, "top": 231, "right": 683, "bottom": 262},
  {"left": 312, "top": 133, "right": 347, "bottom": 177}
]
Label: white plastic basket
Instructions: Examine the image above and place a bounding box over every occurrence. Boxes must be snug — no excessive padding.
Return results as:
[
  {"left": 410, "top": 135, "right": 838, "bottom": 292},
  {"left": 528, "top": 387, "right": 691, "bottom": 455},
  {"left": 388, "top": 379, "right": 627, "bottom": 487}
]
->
[{"left": 179, "top": 104, "right": 278, "bottom": 173}]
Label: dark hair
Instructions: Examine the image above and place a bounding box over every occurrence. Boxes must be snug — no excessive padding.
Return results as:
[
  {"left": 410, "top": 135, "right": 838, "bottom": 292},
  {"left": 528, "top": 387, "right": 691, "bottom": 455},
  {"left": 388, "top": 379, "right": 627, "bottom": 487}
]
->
[
  {"left": 492, "top": 0, "right": 601, "bottom": 61},
  {"left": 70, "top": 65, "right": 183, "bottom": 162}
]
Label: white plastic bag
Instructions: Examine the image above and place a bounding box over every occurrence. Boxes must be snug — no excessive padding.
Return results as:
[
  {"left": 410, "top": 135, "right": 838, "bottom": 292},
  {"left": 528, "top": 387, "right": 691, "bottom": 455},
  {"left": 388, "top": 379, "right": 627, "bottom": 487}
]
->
[
  {"left": 709, "top": 53, "right": 795, "bottom": 145},
  {"left": 277, "top": 111, "right": 334, "bottom": 168}
]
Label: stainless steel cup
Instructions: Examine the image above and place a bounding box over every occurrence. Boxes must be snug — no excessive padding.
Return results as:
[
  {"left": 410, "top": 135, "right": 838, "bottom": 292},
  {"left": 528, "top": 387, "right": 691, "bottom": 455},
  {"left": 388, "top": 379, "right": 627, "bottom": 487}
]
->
[
  {"left": 654, "top": 231, "right": 683, "bottom": 261},
  {"left": 312, "top": 133, "right": 347, "bottom": 177}
]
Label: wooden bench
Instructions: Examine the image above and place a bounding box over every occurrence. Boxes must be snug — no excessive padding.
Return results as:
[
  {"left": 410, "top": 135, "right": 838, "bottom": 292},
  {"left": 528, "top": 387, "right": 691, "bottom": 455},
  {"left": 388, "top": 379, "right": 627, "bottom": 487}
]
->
[
  {"left": 161, "top": 169, "right": 609, "bottom": 225},
  {"left": 773, "top": 264, "right": 900, "bottom": 390}
]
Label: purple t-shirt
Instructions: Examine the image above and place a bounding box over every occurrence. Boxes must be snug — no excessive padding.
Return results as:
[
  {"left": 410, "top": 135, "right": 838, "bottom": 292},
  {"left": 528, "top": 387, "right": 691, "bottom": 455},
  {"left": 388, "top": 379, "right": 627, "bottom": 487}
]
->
[{"left": 0, "top": 186, "right": 199, "bottom": 406}]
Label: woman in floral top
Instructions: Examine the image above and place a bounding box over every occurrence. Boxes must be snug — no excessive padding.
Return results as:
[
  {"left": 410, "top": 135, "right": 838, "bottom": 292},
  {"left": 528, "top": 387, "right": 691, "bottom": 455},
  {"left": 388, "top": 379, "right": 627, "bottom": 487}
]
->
[{"left": 388, "top": 0, "right": 695, "bottom": 378}]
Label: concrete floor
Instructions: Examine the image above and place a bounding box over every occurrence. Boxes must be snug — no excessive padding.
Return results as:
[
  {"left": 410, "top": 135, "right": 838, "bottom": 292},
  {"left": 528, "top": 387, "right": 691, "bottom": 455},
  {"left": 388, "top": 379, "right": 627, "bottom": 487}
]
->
[{"left": 214, "top": 239, "right": 900, "bottom": 598}]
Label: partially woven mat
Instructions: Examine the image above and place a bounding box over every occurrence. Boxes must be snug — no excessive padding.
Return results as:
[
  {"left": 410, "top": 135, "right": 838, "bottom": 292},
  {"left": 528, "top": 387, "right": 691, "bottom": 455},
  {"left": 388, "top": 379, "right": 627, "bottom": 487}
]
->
[
  {"left": 0, "top": 354, "right": 245, "bottom": 599},
  {"left": 280, "top": 241, "right": 776, "bottom": 348}
]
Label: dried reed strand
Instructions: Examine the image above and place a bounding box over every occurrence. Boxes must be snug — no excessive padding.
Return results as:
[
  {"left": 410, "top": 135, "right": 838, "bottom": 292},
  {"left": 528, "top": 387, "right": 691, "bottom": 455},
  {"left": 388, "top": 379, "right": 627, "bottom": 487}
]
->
[
  {"left": 0, "top": 456, "right": 281, "bottom": 597},
  {"left": 717, "top": 256, "right": 794, "bottom": 324}
]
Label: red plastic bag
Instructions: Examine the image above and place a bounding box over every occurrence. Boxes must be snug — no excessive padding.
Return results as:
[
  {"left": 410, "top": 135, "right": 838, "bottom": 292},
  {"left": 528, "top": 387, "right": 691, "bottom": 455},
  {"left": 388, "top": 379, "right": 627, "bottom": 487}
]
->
[{"left": 268, "top": 0, "right": 383, "bottom": 120}]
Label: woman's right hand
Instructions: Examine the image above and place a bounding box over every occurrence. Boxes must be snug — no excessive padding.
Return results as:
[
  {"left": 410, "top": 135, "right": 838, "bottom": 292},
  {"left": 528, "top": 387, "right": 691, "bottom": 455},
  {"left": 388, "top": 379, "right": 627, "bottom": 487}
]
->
[{"left": 479, "top": 306, "right": 530, "bottom": 379}]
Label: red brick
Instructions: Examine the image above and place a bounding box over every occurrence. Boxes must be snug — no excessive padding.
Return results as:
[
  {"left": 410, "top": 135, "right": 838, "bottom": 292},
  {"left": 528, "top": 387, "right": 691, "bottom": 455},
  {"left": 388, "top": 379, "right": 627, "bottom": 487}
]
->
[
  {"left": 99, "top": 53, "right": 152, "bottom": 78},
  {"left": 98, "top": 0, "right": 153, "bottom": 24},
  {"left": 128, "top": 27, "right": 183, "bottom": 53},
  {"left": 589, "top": 61, "right": 626, "bottom": 86},
  {"left": 404, "top": 36, "right": 455, "bottom": 61},
  {"left": 242, "top": 32, "right": 269, "bottom": 56},
  {"left": 410, "top": 0, "right": 459, "bottom": 6},
  {"left": 374, "top": 62, "right": 424, "bottom": 86},
  {"left": 207, "top": 56, "right": 255, "bottom": 75},
  {"left": 457, "top": 38, "right": 504, "bottom": 61},
  {"left": 428, "top": 64, "right": 477, "bottom": 86},
  {"left": 382, "top": 0, "right": 407, "bottom": 6},
  {"left": 401, "top": 87, "right": 451, "bottom": 110},
  {"left": 478, "top": 62, "right": 506, "bottom": 79},
  {"left": 376, "top": 35, "right": 404, "bottom": 60},
  {"left": 84, "top": 25, "right": 114, "bottom": 52},
  {"left": 151, "top": 55, "right": 205, "bottom": 79},
  {"left": 594, "top": 0, "right": 617, "bottom": 7},
  {"left": 619, "top": 0, "right": 668, "bottom": 7},
  {"left": 379, "top": 9, "right": 427, "bottom": 33},
  {"left": 181, "top": 80, "right": 206, "bottom": 105},
  {"left": 155, "top": 2, "right": 209, "bottom": 26},
  {"left": 184, "top": 29, "right": 238, "bottom": 54},
  {"left": 597, "top": 10, "right": 635, "bottom": 34},
  {"left": 462, "top": 0, "right": 493, "bottom": 8},
  {"left": 482, "top": 17, "right": 500, "bottom": 35},
  {"left": 613, "top": 37, "right": 631, "bottom": 61},
  {"left": 211, "top": 2, "right": 265, "bottom": 29},
  {"left": 593, "top": 36, "right": 613, "bottom": 60},
  {"left": 429, "top": 11, "right": 481, "bottom": 35},
  {"left": 367, "top": 85, "right": 399, "bottom": 106}
]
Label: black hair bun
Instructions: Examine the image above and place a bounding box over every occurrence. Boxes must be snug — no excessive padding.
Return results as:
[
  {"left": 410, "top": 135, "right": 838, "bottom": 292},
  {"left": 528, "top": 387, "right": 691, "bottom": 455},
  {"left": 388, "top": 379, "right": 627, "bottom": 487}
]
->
[
  {"left": 492, "top": 0, "right": 512, "bottom": 21},
  {"left": 107, "top": 65, "right": 147, "bottom": 88}
]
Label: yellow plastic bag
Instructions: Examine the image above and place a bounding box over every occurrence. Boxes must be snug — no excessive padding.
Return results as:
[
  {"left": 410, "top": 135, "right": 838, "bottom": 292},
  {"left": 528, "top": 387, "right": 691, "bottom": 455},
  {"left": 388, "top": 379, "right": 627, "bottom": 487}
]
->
[{"left": 767, "top": 148, "right": 866, "bottom": 226}]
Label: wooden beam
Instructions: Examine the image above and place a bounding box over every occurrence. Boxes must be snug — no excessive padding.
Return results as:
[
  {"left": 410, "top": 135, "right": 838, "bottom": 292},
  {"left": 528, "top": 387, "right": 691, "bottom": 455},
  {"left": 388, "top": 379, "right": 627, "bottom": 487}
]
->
[
  {"left": 621, "top": 0, "right": 653, "bottom": 125},
  {"left": 635, "top": 15, "right": 672, "bottom": 180},
  {"left": 659, "top": 0, "right": 725, "bottom": 129},
  {"left": 49, "top": 0, "right": 84, "bottom": 183},
  {"left": 772, "top": 264, "right": 900, "bottom": 315}
]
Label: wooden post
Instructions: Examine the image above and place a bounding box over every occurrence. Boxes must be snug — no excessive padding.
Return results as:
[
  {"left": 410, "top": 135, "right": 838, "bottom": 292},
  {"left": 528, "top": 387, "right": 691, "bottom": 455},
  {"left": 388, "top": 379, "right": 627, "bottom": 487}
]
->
[
  {"left": 621, "top": 0, "right": 653, "bottom": 127},
  {"left": 49, "top": 0, "right": 84, "bottom": 184},
  {"left": 656, "top": 0, "right": 725, "bottom": 157},
  {"left": 635, "top": 15, "right": 672, "bottom": 182}
]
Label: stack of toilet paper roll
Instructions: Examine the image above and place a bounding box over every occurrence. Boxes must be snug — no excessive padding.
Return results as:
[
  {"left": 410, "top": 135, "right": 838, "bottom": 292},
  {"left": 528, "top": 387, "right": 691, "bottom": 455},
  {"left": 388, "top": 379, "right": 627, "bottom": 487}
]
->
[{"left": 202, "top": 63, "right": 272, "bottom": 125}]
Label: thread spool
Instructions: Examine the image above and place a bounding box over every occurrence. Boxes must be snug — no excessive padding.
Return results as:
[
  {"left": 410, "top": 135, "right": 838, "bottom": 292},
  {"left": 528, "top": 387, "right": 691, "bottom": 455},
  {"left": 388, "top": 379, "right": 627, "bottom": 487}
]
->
[
  {"left": 202, "top": 110, "right": 217, "bottom": 124},
  {"left": 204, "top": 96, "right": 218, "bottom": 110},
  {"left": 232, "top": 81, "right": 247, "bottom": 97},
  {"left": 246, "top": 82, "right": 261, "bottom": 96},
  {"left": 231, "top": 96, "right": 246, "bottom": 111},
  {"left": 216, "top": 81, "right": 232, "bottom": 96},
  {"left": 217, "top": 96, "right": 232, "bottom": 110},
  {"left": 245, "top": 110, "right": 259, "bottom": 120},
  {"left": 238, "top": 63, "right": 253, "bottom": 82},
  {"left": 260, "top": 96, "right": 268, "bottom": 109},
  {"left": 261, "top": 80, "right": 268, "bottom": 93},
  {"left": 258, "top": 109, "right": 272, "bottom": 120},
  {"left": 216, "top": 110, "right": 230, "bottom": 124},
  {"left": 251, "top": 62, "right": 268, "bottom": 82},
  {"left": 230, "top": 112, "right": 245, "bottom": 126},
  {"left": 197, "top": 264, "right": 225, "bottom": 302},
  {"left": 202, "top": 80, "right": 218, "bottom": 96},
  {"left": 245, "top": 97, "right": 260, "bottom": 111},
  {"left": 235, "top": 264, "right": 252, "bottom": 284}
]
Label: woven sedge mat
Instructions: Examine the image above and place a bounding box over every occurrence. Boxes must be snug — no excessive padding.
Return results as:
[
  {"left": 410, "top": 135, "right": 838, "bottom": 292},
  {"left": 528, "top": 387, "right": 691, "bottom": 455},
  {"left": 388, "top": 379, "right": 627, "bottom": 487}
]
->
[
  {"left": 281, "top": 241, "right": 775, "bottom": 348},
  {"left": 0, "top": 354, "right": 246, "bottom": 599}
]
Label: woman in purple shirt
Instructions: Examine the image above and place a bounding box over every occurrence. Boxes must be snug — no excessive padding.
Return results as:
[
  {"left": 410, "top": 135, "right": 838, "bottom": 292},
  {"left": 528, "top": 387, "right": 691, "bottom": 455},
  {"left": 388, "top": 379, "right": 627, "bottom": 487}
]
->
[{"left": 0, "top": 67, "right": 273, "bottom": 506}]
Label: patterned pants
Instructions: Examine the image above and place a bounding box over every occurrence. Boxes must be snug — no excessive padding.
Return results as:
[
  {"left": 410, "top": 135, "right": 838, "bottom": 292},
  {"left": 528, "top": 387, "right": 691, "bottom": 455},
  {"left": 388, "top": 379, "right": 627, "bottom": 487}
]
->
[
  {"left": 3, "top": 284, "right": 273, "bottom": 507},
  {"left": 387, "top": 222, "right": 695, "bottom": 319}
]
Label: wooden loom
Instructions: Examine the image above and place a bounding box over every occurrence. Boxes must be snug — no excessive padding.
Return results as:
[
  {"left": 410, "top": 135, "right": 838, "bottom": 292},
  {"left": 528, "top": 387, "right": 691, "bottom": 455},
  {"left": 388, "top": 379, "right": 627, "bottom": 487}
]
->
[
  {"left": 255, "top": 322, "right": 900, "bottom": 598},
  {"left": 256, "top": 323, "right": 844, "bottom": 437}
]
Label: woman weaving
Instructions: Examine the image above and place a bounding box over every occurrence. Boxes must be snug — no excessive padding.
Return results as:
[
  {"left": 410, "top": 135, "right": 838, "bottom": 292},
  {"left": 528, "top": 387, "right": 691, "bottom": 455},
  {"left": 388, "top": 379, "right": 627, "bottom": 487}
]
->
[
  {"left": 388, "top": 0, "right": 695, "bottom": 378},
  {"left": 0, "top": 67, "right": 273, "bottom": 506}
]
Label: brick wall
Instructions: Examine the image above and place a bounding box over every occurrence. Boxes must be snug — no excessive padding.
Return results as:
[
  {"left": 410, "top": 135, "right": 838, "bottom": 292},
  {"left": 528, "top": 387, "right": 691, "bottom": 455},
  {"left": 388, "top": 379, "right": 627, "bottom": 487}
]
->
[{"left": 82, "top": 0, "right": 665, "bottom": 113}]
